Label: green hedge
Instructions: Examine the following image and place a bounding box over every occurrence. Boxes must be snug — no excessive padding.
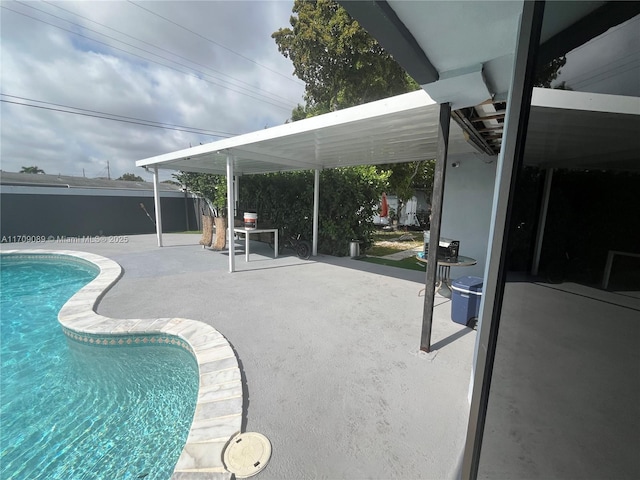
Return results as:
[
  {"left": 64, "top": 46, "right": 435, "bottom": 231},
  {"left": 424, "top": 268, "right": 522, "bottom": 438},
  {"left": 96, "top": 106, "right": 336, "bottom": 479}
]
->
[{"left": 239, "top": 166, "right": 388, "bottom": 256}]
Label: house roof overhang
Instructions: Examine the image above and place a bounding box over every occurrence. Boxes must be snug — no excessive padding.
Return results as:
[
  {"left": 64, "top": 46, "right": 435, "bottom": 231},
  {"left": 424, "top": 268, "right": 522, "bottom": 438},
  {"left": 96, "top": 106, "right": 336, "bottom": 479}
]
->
[
  {"left": 341, "top": 1, "right": 640, "bottom": 107},
  {"left": 341, "top": 1, "right": 640, "bottom": 156}
]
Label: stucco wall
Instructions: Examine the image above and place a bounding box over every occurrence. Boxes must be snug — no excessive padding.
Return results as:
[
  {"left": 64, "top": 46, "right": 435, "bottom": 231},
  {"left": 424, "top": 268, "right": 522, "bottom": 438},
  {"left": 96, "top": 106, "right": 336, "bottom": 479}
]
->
[{"left": 440, "top": 153, "right": 497, "bottom": 279}]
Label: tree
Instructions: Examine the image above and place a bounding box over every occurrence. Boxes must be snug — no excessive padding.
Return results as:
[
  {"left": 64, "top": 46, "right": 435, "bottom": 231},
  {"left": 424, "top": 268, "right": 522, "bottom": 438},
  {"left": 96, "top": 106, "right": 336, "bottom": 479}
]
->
[
  {"left": 273, "top": 0, "right": 432, "bottom": 210},
  {"left": 20, "top": 166, "right": 45, "bottom": 174},
  {"left": 117, "top": 173, "right": 144, "bottom": 182},
  {"left": 273, "top": 0, "right": 419, "bottom": 119},
  {"left": 534, "top": 56, "right": 567, "bottom": 88},
  {"left": 173, "top": 172, "right": 227, "bottom": 216}
]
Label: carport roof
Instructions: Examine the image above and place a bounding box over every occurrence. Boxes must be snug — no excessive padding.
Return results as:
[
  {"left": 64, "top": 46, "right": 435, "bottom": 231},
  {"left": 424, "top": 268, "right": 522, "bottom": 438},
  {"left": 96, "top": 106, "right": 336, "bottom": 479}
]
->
[{"left": 136, "top": 90, "right": 478, "bottom": 176}]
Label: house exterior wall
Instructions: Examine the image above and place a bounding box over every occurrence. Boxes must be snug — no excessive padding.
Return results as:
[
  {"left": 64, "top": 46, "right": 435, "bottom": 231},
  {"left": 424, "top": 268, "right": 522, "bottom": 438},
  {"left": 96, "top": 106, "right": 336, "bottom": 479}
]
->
[
  {"left": 0, "top": 188, "right": 198, "bottom": 238},
  {"left": 440, "top": 153, "right": 497, "bottom": 279}
]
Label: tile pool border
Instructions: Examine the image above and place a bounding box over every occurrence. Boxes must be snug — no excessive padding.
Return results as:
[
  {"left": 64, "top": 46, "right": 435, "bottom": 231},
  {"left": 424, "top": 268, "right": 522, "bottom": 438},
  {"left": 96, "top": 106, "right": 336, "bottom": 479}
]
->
[{"left": 2, "top": 250, "right": 240, "bottom": 480}]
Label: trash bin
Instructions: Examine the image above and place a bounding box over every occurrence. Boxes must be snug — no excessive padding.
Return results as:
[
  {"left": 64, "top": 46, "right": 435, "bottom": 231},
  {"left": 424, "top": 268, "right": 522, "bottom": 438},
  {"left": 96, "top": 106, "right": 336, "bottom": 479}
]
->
[
  {"left": 349, "top": 240, "right": 361, "bottom": 258},
  {"left": 451, "top": 276, "right": 483, "bottom": 327}
]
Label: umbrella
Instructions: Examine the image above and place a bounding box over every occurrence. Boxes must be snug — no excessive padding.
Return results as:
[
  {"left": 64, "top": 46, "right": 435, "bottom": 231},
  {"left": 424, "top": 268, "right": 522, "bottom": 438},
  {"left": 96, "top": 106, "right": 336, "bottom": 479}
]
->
[{"left": 380, "top": 193, "right": 389, "bottom": 218}]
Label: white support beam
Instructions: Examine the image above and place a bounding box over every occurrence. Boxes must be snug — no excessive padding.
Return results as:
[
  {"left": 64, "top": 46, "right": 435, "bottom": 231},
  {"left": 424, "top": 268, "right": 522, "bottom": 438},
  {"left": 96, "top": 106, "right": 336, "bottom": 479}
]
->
[
  {"left": 226, "top": 154, "right": 236, "bottom": 273},
  {"left": 531, "top": 167, "right": 553, "bottom": 276},
  {"left": 312, "top": 169, "right": 320, "bottom": 256},
  {"left": 152, "top": 166, "right": 163, "bottom": 247}
]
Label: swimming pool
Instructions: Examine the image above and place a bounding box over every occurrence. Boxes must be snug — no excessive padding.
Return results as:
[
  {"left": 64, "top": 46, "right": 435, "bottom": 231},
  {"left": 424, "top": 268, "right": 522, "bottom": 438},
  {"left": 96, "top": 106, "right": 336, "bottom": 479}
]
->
[{"left": 0, "top": 255, "right": 199, "bottom": 479}]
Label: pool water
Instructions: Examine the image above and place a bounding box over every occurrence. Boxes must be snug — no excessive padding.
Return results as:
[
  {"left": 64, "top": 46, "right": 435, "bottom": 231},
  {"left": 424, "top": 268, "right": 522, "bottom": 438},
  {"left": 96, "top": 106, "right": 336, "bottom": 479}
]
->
[{"left": 0, "top": 256, "right": 199, "bottom": 479}]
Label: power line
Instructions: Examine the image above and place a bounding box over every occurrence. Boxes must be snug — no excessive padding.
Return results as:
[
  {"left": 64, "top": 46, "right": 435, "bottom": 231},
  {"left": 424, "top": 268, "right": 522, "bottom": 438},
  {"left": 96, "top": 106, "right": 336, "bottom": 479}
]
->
[
  {"left": 126, "top": 0, "right": 303, "bottom": 87},
  {"left": 1, "top": 5, "right": 296, "bottom": 112},
  {"left": 37, "top": 0, "right": 300, "bottom": 106},
  {"left": 1, "top": 94, "right": 240, "bottom": 136},
  {"left": 1, "top": 98, "right": 235, "bottom": 138}
]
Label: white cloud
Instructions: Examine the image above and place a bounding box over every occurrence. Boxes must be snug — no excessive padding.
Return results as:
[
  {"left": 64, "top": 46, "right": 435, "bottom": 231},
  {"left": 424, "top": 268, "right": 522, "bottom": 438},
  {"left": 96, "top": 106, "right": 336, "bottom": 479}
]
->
[{"left": 0, "top": 0, "right": 304, "bottom": 181}]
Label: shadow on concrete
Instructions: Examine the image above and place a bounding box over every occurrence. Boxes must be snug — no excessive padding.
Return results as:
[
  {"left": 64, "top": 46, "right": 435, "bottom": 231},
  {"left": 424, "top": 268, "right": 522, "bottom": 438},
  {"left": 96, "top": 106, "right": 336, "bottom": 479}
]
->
[
  {"left": 430, "top": 325, "right": 475, "bottom": 351},
  {"left": 231, "top": 262, "right": 316, "bottom": 274},
  {"left": 311, "top": 254, "right": 426, "bottom": 285}
]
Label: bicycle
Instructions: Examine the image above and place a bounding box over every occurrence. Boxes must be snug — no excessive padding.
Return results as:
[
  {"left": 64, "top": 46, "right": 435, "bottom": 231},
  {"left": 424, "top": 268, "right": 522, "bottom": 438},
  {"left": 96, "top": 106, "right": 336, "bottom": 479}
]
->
[{"left": 269, "top": 229, "right": 311, "bottom": 259}]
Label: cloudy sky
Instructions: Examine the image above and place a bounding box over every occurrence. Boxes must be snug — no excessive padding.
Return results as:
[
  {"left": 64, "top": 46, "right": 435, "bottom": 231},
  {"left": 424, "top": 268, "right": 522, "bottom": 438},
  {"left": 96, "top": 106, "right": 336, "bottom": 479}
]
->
[{"left": 1, "top": 0, "right": 305, "bottom": 181}]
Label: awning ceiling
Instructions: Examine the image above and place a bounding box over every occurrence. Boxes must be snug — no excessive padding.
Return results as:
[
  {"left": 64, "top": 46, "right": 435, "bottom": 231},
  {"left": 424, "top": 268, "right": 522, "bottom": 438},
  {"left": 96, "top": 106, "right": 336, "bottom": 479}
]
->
[
  {"left": 525, "top": 89, "right": 640, "bottom": 172},
  {"left": 137, "top": 88, "right": 640, "bottom": 175}
]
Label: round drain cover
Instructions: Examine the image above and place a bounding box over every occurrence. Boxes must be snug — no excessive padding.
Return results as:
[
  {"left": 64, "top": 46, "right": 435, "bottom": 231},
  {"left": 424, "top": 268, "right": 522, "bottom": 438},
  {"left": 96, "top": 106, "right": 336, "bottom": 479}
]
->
[{"left": 223, "top": 432, "right": 271, "bottom": 478}]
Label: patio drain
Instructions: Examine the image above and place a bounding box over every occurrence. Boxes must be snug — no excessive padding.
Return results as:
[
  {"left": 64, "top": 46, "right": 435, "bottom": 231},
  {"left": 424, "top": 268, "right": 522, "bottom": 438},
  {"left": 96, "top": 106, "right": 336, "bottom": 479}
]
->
[{"left": 223, "top": 432, "right": 272, "bottom": 478}]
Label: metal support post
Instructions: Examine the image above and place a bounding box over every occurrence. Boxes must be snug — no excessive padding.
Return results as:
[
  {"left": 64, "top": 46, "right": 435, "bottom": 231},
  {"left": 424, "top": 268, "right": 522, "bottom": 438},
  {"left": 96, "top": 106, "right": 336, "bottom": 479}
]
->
[
  {"left": 461, "top": 2, "right": 545, "bottom": 478},
  {"left": 226, "top": 154, "right": 236, "bottom": 273},
  {"left": 234, "top": 175, "right": 240, "bottom": 218},
  {"left": 420, "top": 102, "right": 451, "bottom": 352},
  {"left": 313, "top": 169, "right": 320, "bottom": 256},
  {"left": 153, "top": 166, "right": 163, "bottom": 247}
]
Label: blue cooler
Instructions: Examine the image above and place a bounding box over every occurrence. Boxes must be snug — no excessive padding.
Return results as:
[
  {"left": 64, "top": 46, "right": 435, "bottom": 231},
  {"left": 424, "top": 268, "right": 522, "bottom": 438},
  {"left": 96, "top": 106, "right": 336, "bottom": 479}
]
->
[{"left": 451, "top": 276, "right": 483, "bottom": 326}]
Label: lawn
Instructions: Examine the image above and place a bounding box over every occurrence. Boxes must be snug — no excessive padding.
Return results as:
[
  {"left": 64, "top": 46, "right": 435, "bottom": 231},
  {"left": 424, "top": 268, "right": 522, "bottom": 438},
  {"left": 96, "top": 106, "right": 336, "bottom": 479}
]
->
[
  {"left": 356, "top": 229, "right": 426, "bottom": 271},
  {"left": 366, "top": 230, "right": 424, "bottom": 257}
]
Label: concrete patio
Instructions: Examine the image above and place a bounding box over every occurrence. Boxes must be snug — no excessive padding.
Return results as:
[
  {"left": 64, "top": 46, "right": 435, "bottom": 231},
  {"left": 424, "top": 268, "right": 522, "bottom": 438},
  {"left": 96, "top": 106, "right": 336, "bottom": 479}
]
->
[{"left": 2, "top": 233, "right": 477, "bottom": 479}]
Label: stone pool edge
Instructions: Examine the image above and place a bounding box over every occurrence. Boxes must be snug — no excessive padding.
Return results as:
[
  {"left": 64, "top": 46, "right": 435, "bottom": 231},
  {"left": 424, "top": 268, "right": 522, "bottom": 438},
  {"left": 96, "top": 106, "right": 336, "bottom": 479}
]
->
[{"left": 2, "top": 249, "right": 240, "bottom": 480}]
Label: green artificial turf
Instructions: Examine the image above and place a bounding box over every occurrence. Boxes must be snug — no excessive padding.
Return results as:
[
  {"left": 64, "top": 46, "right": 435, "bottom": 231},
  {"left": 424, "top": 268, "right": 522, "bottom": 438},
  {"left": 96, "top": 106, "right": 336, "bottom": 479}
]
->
[{"left": 366, "top": 245, "right": 408, "bottom": 256}]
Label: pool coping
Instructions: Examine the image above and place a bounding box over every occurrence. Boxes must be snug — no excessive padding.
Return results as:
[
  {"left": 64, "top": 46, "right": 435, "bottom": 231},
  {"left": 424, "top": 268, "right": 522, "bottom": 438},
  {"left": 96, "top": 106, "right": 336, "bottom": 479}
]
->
[{"left": 2, "top": 250, "right": 239, "bottom": 480}]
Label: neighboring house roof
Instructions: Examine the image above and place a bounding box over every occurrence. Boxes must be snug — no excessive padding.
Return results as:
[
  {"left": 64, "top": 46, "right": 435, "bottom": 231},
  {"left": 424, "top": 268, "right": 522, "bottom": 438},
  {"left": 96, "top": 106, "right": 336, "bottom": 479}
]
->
[{"left": 0, "top": 171, "right": 183, "bottom": 192}]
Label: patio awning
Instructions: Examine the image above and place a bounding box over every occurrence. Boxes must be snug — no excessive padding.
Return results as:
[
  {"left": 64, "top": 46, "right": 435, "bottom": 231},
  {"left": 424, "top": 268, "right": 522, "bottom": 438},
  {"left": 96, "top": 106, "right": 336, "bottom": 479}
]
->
[
  {"left": 135, "top": 90, "right": 483, "bottom": 273},
  {"left": 136, "top": 90, "right": 479, "bottom": 175},
  {"left": 135, "top": 87, "right": 639, "bottom": 274},
  {"left": 136, "top": 88, "right": 640, "bottom": 176}
]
